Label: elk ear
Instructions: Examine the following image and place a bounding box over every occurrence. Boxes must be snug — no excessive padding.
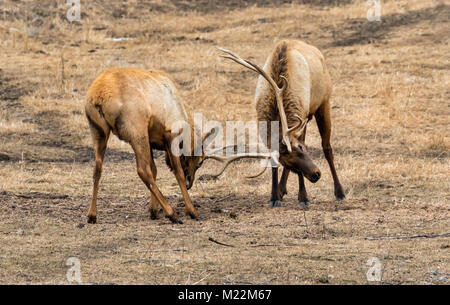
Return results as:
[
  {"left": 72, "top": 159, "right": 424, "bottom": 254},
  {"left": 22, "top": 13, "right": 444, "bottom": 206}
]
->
[
  {"left": 202, "top": 126, "right": 220, "bottom": 146},
  {"left": 202, "top": 127, "right": 215, "bottom": 142},
  {"left": 200, "top": 126, "right": 220, "bottom": 160}
]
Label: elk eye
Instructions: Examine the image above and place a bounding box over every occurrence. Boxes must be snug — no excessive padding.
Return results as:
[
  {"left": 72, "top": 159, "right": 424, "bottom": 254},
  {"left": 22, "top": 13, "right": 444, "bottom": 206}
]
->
[{"left": 298, "top": 145, "right": 303, "bottom": 151}]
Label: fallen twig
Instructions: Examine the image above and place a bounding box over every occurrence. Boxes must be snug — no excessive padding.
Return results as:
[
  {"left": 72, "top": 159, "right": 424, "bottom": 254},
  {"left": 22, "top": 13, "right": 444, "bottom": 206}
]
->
[
  {"left": 208, "top": 237, "right": 235, "bottom": 247},
  {"left": 257, "top": 277, "right": 277, "bottom": 285},
  {"left": 122, "top": 259, "right": 164, "bottom": 264},
  {"left": 137, "top": 248, "right": 187, "bottom": 253},
  {"left": 192, "top": 274, "right": 210, "bottom": 285},
  {"left": 15, "top": 192, "right": 69, "bottom": 200},
  {"left": 250, "top": 244, "right": 277, "bottom": 248},
  {"left": 223, "top": 280, "right": 254, "bottom": 285},
  {"left": 366, "top": 232, "right": 450, "bottom": 240}
]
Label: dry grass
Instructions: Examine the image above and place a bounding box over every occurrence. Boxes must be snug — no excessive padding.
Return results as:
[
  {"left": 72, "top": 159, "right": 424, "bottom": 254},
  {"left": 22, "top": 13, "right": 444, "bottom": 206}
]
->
[{"left": 0, "top": 0, "right": 448, "bottom": 284}]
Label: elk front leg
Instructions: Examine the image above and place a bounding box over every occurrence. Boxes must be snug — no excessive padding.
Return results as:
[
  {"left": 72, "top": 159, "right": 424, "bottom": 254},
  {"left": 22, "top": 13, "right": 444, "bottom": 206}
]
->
[
  {"left": 278, "top": 167, "right": 290, "bottom": 199},
  {"left": 315, "top": 102, "right": 345, "bottom": 200},
  {"left": 132, "top": 138, "right": 181, "bottom": 224},
  {"left": 149, "top": 149, "right": 159, "bottom": 220},
  {"left": 265, "top": 119, "right": 282, "bottom": 207},
  {"left": 269, "top": 167, "right": 282, "bottom": 207},
  {"left": 297, "top": 124, "right": 309, "bottom": 206},
  {"left": 166, "top": 142, "right": 199, "bottom": 219},
  {"left": 87, "top": 126, "right": 109, "bottom": 224},
  {"left": 298, "top": 173, "right": 309, "bottom": 206},
  {"left": 277, "top": 168, "right": 309, "bottom": 205}
]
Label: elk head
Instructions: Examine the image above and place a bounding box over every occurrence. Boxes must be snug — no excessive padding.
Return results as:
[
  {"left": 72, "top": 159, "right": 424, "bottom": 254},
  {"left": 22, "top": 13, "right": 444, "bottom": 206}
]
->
[
  {"left": 278, "top": 117, "right": 321, "bottom": 183},
  {"left": 167, "top": 154, "right": 203, "bottom": 190},
  {"left": 166, "top": 126, "right": 218, "bottom": 189}
]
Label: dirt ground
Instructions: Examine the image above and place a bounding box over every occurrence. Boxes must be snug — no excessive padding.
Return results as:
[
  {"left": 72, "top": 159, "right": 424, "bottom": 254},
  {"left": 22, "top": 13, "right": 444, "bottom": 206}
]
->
[{"left": 0, "top": 0, "right": 449, "bottom": 284}]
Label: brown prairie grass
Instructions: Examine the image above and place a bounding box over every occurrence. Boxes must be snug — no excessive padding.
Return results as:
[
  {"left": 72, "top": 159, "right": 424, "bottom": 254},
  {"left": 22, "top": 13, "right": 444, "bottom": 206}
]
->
[{"left": 0, "top": 0, "right": 448, "bottom": 284}]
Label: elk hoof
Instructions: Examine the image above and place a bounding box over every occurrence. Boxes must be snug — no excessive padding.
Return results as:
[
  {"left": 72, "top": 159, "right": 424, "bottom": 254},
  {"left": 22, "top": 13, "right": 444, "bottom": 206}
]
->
[
  {"left": 168, "top": 214, "right": 183, "bottom": 224},
  {"left": 335, "top": 191, "right": 345, "bottom": 201},
  {"left": 150, "top": 210, "right": 159, "bottom": 220},
  {"left": 269, "top": 200, "right": 282, "bottom": 208},
  {"left": 278, "top": 187, "right": 287, "bottom": 199},
  {"left": 87, "top": 215, "right": 97, "bottom": 224},
  {"left": 299, "top": 200, "right": 310, "bottom": 207},
  {"left": 187, "top": 210, "right": 199, "bottom": 220}
]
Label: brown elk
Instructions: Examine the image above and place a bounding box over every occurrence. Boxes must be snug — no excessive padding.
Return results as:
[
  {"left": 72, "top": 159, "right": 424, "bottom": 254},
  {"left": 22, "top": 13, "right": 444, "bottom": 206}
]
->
[
  {"left": 218, "top": 40, "right": 345, "bottom": 207},
  {"left": 85, "top": 68, "right": 275, "bottom": 224}
]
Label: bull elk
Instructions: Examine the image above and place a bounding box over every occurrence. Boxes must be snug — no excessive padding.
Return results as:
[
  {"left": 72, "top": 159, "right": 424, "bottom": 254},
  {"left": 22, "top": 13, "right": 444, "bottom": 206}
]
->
[
  {"left": 85, "top": 68, "right": 273, "bottom": 224},
  {"left": 218, "top": 40, "right": 345, "bottom": 207}
]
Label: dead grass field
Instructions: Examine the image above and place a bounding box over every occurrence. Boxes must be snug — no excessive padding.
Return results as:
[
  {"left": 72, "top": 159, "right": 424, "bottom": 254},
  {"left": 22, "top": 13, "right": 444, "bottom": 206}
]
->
[{"left": 0, "top": 0, "right": 449, "bottom": 284}]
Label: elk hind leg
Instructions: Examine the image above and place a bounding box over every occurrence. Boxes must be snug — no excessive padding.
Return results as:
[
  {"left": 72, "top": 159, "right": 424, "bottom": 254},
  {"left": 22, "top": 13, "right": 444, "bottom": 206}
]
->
[
  {"left": 315, "top": 102, "right": 345, "bottom": 200},
  {"left": 87, "top": 124, "right": 110, "bottom": 224}
]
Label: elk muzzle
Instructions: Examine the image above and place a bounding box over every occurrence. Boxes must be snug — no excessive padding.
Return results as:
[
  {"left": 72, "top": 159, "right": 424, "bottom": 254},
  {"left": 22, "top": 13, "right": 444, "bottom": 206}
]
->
[
  {"left": 279, "top": 147, "right": 321, "bottom": 183},
  {"left": 308, "top": 169, "right": 321, "bottom": 183}
]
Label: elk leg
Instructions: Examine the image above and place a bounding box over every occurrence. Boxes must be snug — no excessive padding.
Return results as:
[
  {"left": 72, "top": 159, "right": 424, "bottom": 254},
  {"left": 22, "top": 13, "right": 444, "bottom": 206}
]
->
[
  {"left": 277, "top": 124, "right": 306, "bottom": 201},
  {"left": 165, "top": 141, "right": 199, "bottom": 220},
  {"left": 264, "top": 119, "right": 282, "bottom": 207},
  {"left": 132, "top": 137, "right": 181, "bottom": 224},
  {"left": 315, "top": 103, "right": 345, "bottom": 200},
  {"left": 298, "top": 173, "right": 309, "bottom": 206},
  {"left": 87, "top": 125, "right": 109, "bottom": 224},
  {"left": 278, "top": 167, "right": 290, "bottom": 199},
  {"left": 298, "top": 124, "right": 309, "bottom": 205},
  {"left": 269, "top": 167, "right": 282, "bottom": 207},
  {"left": 149, "top": 149, "right": 159, "bottom": 219}
]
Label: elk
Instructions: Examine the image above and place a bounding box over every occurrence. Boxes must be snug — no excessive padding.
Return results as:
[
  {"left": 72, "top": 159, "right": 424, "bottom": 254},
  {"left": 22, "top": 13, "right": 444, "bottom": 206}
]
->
[
  {"left": 85, "top": 68, "right": 276, "bottom": 224},
  {"left": 217, "top": 40, "right": 345, "bottom": 207}
]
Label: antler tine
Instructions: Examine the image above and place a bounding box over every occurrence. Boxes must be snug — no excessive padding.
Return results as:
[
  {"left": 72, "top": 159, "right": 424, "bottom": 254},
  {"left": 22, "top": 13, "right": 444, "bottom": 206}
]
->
[
  {"left": 217, "top": 47, "right": 292, "bottom": 152},
  {"left": 287, "top": 122, "right": 301, "bottom": 133},
  {"left": 286, "top": 114, "right": 306, "bottom": 135},
  {"left": 298, "top": 119, "right": 308, "bottom": 135}
]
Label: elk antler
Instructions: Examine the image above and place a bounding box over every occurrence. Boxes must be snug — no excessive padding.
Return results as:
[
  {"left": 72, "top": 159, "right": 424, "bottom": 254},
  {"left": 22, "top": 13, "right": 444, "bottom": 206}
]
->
[
  {"left": 200, "top": 144, "right": 278, "bottom": 179},
  {"left": 287, "top": 114, "right": 308, "bottom": 135},
  {"left": 217, "top": 47, "right": 293, "bottom": 152},
  {"left": 204, "top": 153, "right": 272, "bottom": 179}
]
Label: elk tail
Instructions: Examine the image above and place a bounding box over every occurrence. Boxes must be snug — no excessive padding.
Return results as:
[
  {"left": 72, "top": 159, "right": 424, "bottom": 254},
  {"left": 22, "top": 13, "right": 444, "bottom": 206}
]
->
[{"left": 85, "top": 97, "right": 111, "bottom": 139}]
